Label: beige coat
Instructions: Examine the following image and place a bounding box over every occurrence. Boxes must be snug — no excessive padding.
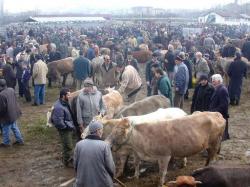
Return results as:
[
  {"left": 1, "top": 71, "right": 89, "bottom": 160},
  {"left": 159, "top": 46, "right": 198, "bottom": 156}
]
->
[
  {"left": 118, "top": 65, "right": 142, "bottom": 94},
  {"left": 32, "top": 59, "right": 48, "bottom": 85}
]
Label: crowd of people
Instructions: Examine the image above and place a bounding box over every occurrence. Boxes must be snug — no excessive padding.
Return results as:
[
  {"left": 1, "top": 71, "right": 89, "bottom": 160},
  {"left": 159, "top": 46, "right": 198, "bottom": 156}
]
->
[{"left": 0, "top": 21, "right": 250, "bottom": 187}]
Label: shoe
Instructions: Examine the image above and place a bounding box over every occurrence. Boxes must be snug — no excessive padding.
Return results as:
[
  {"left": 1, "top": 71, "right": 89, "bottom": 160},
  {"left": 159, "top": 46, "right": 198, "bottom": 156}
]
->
[
  {"left": 13, "top": 141, "right": 24, "bottom": 146},
  {"left": 0, "top": 143, "right": 11, "bottom": 148}
]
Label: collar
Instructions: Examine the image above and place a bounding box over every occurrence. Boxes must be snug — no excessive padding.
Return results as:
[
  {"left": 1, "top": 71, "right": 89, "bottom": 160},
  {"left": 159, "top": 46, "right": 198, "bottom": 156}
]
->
[{"left": 85, "top": 134, "right": 103, "bottom": 141}]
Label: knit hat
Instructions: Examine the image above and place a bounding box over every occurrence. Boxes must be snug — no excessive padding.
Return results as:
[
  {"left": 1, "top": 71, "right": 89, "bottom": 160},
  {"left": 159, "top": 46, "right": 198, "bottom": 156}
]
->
[
  {"left": 83, "top": 78, "right": 94, "bottom": 87},
  {"left": 175, "top": 55, "right": 183, "bottom": 61},
  {"left": 89, "top": 121, "right": 103, "bottom": 134},
  {"left": 199, "top": 74, "right": 208, "bottom": 81}
]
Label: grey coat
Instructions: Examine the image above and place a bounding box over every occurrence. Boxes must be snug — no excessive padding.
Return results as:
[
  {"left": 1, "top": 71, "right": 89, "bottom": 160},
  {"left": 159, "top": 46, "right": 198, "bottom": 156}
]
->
[
  {"left": 76, "top": 87, "right": 106, "bottom": 126},
  {"left": 74, "top": 135, "right": 115, "bottom": 187}
]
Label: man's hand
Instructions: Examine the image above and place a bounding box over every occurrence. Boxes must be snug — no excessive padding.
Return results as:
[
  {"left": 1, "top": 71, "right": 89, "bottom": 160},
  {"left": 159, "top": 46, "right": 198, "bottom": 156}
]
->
[
  {"left": 79, "top": 124, "right": 84, "bottom": 133},
  {"left": 146, "top": 81, "right": 150, "bottom": 86}
]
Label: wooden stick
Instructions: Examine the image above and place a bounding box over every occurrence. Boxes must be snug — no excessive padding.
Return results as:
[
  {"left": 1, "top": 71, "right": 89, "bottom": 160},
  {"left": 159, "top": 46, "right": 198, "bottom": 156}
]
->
[
  {"left": 114, "top": 178, "right": 126, "bottom": 187},
  {"left": 59, "top": 177, "right": 75, "bottom": 187}
]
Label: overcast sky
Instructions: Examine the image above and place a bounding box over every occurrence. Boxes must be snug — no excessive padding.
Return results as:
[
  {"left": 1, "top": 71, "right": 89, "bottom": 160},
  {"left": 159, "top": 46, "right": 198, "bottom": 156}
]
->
[{"left": 4, "top": 0, "right": 249, "bottom": 13}]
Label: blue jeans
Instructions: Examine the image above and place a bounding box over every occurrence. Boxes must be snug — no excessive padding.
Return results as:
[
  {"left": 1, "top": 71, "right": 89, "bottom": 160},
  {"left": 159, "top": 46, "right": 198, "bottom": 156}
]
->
[
  {"left": 2, "top": 122, "right": 23, "bottom": 145},
  {"left": 34, "top": 84, "right": 45, "bottom": 105}
]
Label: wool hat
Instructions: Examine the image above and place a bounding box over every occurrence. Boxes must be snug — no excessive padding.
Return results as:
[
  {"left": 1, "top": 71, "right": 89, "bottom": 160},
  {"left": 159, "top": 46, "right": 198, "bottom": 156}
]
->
[
  {"left": 175, "top": 55, "right": 183, "bottom": 61},
  {"left": 83, "top": 78, "right": 94, "bottom": 87},
  {"left": 199, "top": 74, "right": 208, "bottom": 81},
  {"left": 89, "top": 121, "right": 103, "bottom": 134}
]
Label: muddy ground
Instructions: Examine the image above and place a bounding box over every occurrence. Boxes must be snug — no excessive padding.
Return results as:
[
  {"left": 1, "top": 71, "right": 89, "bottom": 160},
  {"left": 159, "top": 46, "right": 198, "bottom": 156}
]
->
[{"left": 1, "top": 63, "right": 250, "bottom": 187}]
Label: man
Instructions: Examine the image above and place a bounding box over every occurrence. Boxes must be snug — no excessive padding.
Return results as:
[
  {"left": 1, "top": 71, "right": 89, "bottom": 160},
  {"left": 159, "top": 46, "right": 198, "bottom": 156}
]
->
[
  {"left": 98, "top": 55, "right": 119, "bottom": 89},
  {"left": 73, "top": 50, "right": 91, "bottom": 90},
  {"left": 2, "top": 57, "right": 16, "bottom": 88},
  {"left": 15, "top": 52, "right": 27, "bottom": 98},
  {"left": 0, "top": 79, "right": 24, "bottom": 147},
  {"left": 51, "top": 88, "right": 75, "bottom": 167},
  {"left": 32, "top": 54, "right": 48, "bottom": 106},
  {"left": 117, "top": 62, "right": 142, "bottom": 103},
  {"left": 209, "top": 74, "right": 230, "bottom": 141},
  {"left": 154, "top": 67, "right": 173, "bottom": 106},
  {"left": 242, "top": 37, "right": 250, "bottom": 61},
  {"left": 124, "top": 51, "right": 139, "bottom": 72},
  {"left": 194, "top": 52, "right": 210, "bottom": 80},
  {"left": 76, "top": 78, "right": 106, "bottom": 132},
  {"left": 173, "top": 55, "right": 189, "bottom": 108},
  {"left": 146, "top": 52, "right": 161, "bottom": 96},
  {"left": 191, "top": 75, "right": 215, "bottom": 113},
  {"left": 74, "top": 121, "right": 115, "bottom": 187},
  {"left": 164, "top": 44, "right": 175, "bottom": 84},
  {"left": 227, "top": 52, "right": 247, "bottom": 105}
]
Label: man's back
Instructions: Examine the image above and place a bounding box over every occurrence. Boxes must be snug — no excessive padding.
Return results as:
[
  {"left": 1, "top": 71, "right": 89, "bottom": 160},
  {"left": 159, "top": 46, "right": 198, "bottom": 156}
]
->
[
  {"left": 74, "top": 137, "right": 115, "bottom": 187},
  {"left": 73, "top": 56, "right": 90, "bottom": 80}
]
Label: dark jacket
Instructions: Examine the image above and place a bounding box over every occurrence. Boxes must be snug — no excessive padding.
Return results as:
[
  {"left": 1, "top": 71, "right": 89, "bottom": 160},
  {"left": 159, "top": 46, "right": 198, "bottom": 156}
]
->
[
  {"left": 165, "top": 50, "right": 175, "bottom": 72},
  {"left": 51, "top": 99, "right": 75, "bottom": 130},
  {"left": 242, "top": 40, "right": 250, "bottom": 61},
  {"left": 73, "top": 56, "right": 91, "bottom": 80},
  {"left": 191, "top": 82, "right": 215, "bottom": 113},
  {"left": 209, "top": 84, "right": 229, "bottom": 119},
  {"left": 125, "top": 58, "right": 139, "bottom": 72},
  {"left": 0, "top": 87, "right": 21, "bottom": 124},
  {"left": 2, "top": 63, "right": 16, "bottom": 88},
  {"left": 183, "top": 59, "right": 193, "bottom": 89},
  {"left": 145, "top": 60, "right": 160, "bottom": 83}
]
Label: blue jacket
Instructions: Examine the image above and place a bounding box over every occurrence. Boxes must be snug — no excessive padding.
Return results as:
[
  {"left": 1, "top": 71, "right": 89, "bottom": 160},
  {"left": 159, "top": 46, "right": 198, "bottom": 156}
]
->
[
  {"left": 51, "top": 99, "right": 75, "bottom": 130},
  {"left": 174, "top": 62, "right": 189, "bottom": 95},
  {"left": 73, "top": 56, "right": 90, "bottom": 80}
]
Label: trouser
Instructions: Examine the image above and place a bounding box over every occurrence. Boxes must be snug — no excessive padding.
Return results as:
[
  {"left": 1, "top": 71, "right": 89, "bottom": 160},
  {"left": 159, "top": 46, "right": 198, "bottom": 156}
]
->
[
  {"left": 58, "top": 130, "right": 73, "bottom": 165},
  {"left": 167, "top": 71, "right": 174, "bottom": 86},
  {"left": 23, "top": 81, "right": 32, "bottom": 102},
  {"left": 76, "top": 79, "right": 83, "bottom": 90},
  {"left": 174, "top": 92, "right": 184, "bottom": 109},
  {"left": 147, "top": 85, "right": 152, "bottom": 96},
  {"left": 2, "top": 121, "right": 23, "bottom": 145},
  {"left": 222, "top": 119, "right": 230, "bottom": 141},
  {"left": 17, "top": 78, "right": 24, "bottom": 97},
  {"left": 34, "top": 84, "right": 45, "bottom": 105}
]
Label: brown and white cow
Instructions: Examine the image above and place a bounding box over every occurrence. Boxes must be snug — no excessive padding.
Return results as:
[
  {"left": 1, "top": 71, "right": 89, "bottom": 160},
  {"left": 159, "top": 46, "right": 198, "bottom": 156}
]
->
[{"left": 106, "top": 112, "right": 226, "bottom": 186}]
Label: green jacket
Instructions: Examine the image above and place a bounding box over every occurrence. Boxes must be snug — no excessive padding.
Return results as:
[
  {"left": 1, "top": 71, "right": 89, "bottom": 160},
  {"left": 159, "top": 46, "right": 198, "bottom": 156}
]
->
[{"left": 157, "top": 75, "right": 173, "bottom": 106}]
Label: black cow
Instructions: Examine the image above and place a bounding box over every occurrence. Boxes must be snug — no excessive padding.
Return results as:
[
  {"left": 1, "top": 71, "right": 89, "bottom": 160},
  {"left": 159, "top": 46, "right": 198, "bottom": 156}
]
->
[{"left": 192, "top": 165, "right": 250, "bottom": 187}]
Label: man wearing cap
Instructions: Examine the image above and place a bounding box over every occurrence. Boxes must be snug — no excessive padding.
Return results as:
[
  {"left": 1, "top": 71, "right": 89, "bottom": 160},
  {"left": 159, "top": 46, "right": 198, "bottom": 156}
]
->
[
  {"left": 191, "top": 75, "right": 215, "bottom": 113},
  {"left": 0, "top": 79, "right": 24, "bottom": 147},
  {"left": 194, "top": 52, "right": 210, "bottom": 80},
  {"left": 116, "top": 63, "right": 142, "bottom": 103},
  {"left": 74, "top": 121, "right": 115, "bottom": 187},
  {"left": 51, "top": 88, "right": 75, "bottom": 167},
  {"left": 174, "top": 55, "right": 189, "bottom": 108},
  {"left": 124, "top": 51, "right": 139, "bottom": 72},
  {"left": 76, "top": 78, "right": 106, "bottom": 132},
  {"left": 145, "top": 52, "right": 161, "bottom": 96}
]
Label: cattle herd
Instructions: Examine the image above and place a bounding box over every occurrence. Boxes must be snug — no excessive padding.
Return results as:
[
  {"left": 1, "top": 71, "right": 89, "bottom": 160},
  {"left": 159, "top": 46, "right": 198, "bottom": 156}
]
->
[{"left": 1, "top": 21, "right": 250, "bottom": 187}]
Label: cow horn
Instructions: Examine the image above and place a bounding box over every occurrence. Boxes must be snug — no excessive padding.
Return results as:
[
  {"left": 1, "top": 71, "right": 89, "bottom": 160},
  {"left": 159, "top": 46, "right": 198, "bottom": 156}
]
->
[
  {"left": 195, "top": 181, "right": 202, "bottom": 184},
  {"left": 168, "top": 181, "right": 177, "bottom": 184}
]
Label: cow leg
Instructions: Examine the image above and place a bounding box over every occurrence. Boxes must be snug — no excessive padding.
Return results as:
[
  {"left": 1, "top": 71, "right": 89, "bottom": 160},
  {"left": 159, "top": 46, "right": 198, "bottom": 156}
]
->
[
  {"left": 115, "top": 153, "right": 128, "bottom": 178},
  {"left": 134, "top": 153, "right": 141, "bottom": 179},
  {"left": 183, "top": 157, "right": 187, "bottom": 168},
  {"left": 62, "top": 74, "right": 68, "bottom": 87},
  {"left": 48, "top": 78, "right": 52, "bottom": 87},
  {"left": 158, "top": 156, "right": 171, "bottom": 187}
]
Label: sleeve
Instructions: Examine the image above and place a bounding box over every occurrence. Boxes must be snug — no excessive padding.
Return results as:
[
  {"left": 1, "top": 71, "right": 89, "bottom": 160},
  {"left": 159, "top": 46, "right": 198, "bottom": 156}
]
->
[
  {"left": 175, "top": 67, "right": 185, "bottom": 90},
  {"left": 73, "top": 143, "right": 79, "bottom": 172},
  {"left": 145, "top": 62, "right": 150, "bottom": 82},
  {"left": 202, "top": 60, "right": 210, "bottom": 75},
  {"left": 76, "top": 96, "right": 84, "bottom": 125},
  {"left": 51, "top": 107, "right": 67, "bottom": 129},
  {"left": 104, "top": 144, "right": 115, "bottom": 178},
  {"left": 0, "top": 96, "right": 7, "bottom": 115},
  {"left": 99, "top": 94, "right": 106, "bottom": 115},
  {"left": 87, "top": 60, "right": 91, "bottom": 77},
  {"left": 32, "top": 63, "right": 38, "bottom": 78},
  {"left": 118, "top": 72, "right": 129, "bottom": 94}
]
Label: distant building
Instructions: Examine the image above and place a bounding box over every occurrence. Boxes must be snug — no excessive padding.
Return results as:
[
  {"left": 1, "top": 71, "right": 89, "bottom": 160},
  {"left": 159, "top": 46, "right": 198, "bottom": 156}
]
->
[
  {"left": 198, "top": 11, "right": 250, "bottom": 25},
  {"left": 131, "top": 6, "right": 154, "bottom": 16}
]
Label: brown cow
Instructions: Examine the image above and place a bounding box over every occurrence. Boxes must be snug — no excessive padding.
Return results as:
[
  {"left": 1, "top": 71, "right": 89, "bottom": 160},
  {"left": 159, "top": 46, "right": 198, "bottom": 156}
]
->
[
  {"left": 168, "top": 176, "right": 201, "bottom": 187},
  {"left": 106, "top": 112, "right": 225, "bottom": 186},
  {"left": 47, "top": 57, "right": 74, "bottom": 86},
  {"left": 132, "top": 50, "right": 152, "bottom": 63}
]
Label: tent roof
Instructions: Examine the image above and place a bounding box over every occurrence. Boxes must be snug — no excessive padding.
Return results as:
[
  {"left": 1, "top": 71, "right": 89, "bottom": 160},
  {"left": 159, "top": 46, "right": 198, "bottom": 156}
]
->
[{"left": 26, "top": 16, "right": 106, "bottom": 23}]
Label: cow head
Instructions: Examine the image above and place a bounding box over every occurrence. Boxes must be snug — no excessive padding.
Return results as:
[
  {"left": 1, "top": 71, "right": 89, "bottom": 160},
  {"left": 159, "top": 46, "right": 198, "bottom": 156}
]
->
[
  {"left": 168, "top": 176, "right": 202, "bottom": 187},
  {"left": 105, "top": 118, "right": 131, "bottom": 147}
]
